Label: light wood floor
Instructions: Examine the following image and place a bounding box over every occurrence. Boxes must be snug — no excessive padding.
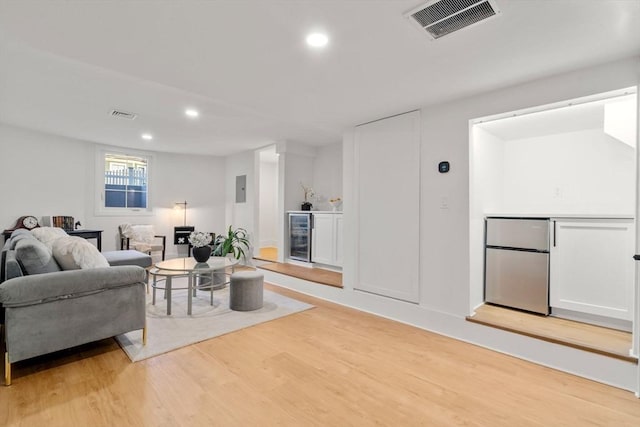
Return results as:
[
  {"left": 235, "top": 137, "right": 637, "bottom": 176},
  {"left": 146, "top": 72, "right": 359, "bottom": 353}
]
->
[
  {"left": 254, "top": 246, "right": 278, "bottom": 262},
  {"left": 258, "top": 262, "right": 343, "bottom": 288},
  {"left": 2, "top": 285, "right": 640, "bottom": 426},
  {"left": 468, "top": 304, "right": 636, "bottom": 363}
]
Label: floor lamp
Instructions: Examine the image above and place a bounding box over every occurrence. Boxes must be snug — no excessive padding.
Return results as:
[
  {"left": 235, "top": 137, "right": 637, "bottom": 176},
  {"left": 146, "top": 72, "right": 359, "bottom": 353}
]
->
[{"left": 174, "top": 201, "right": 188, "bottom": 226}]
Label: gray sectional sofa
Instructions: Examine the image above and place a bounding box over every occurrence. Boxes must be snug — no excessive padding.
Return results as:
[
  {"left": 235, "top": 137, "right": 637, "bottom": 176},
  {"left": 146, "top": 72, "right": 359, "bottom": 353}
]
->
[{"left": 0, "top": 230, "right": 147, "bottom": 385}]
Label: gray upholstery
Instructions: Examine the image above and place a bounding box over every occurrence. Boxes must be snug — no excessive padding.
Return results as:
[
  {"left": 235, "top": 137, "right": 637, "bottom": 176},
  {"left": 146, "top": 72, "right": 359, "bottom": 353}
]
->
[
  {"left": 14, "top": 237, "right": 61, "bottom": 275},
  {"left": 7, "top": 232, "right": 33, "bottom": 250},
  {"left": 0, "top": 266, "right": 145, "bottom": 307},
  {"left": 3, "top": 251, "right": 24, "bottom": 281},
  {"left": 0, "top": 231, "right": 147, "bottom": 368},
  {"left": 230, "top": 271, "right": 264, "bottom": 311},
  {"left": 4, "top": 280, "right": 145, "bottom": 363},
  {"left": 103, "top": 250, "right": 152, "bottom": 268}
]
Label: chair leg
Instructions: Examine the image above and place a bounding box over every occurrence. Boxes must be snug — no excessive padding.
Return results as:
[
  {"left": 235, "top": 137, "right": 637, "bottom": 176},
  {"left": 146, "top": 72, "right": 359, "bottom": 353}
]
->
[
  {"left": 4, "top": 352, "right": 11, "bottom": 386},
  {"left": 142, "top": 326, "right": 148, "bottom": 346}
]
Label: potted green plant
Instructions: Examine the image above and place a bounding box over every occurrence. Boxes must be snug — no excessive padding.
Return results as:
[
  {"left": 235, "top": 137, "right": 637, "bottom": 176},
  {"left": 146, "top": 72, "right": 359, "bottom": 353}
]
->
[{"left": 212, "top": 226, "right": 250, "bottom": 261}]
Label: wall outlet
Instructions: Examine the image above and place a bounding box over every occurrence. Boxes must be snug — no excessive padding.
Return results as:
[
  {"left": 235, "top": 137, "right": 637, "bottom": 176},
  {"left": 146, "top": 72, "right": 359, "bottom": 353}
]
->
[
  {"left": 440, "top": 197, "right": 449, "bottom": 209},
  {"left": 553, "top": 187, "right": 562, "bottom": 198}
]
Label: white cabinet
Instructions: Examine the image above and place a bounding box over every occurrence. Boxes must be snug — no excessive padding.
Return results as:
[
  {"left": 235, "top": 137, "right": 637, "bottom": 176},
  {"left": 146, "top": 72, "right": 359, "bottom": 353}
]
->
[
  {"left": 312, "top": 213, "right": 343, "bottom": 267},
  {"left": 550, "top": 218, "right": 634, "bottom": 321}
]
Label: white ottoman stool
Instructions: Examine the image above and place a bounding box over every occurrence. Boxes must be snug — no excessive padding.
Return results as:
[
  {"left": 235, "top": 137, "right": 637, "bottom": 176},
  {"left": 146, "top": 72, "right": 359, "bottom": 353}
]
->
[{"left": 230, "top": 271, "right": 264, "bottom": 311}]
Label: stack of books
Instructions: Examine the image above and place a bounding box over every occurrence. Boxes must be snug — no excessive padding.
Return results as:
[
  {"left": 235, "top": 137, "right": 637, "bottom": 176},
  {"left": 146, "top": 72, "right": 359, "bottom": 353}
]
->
[{"left": 52, "top": 216, "right": 75, "bottom": 231}]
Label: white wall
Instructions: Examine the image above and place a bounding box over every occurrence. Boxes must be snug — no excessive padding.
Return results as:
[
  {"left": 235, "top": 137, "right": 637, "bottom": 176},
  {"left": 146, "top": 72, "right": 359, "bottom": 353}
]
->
[
  {"left": 312, "top": 143, "right": 343, "bottom": 211},
  {"left": 500, "top": 129, "right": 635, "bottom": 215},
  {"left": 258, "top": 160, "right": 278, "bottom": 247},
  {"left": 224, "top": 150, "right": 255, "bottom": 249},
  {"left": 0, "top": 123, "right": 90, "bottom": 235},
  {"left": 0, "top": 123, "right": 226, "bottom": 258},
  {"left": 152, "top": 152, "right": 226, "bottom": 257},
  {"left": 278, "top": 142, "right": 316, "bottom": 212},
  {"left": 284, "top": 57, "right": 640, "bottom": 392}
]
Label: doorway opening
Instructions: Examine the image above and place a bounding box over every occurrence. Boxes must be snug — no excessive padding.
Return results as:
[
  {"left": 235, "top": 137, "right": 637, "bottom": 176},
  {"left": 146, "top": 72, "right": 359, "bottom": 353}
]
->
[{"left": 256, "top": 146, "right": 279, "bottom": 262}]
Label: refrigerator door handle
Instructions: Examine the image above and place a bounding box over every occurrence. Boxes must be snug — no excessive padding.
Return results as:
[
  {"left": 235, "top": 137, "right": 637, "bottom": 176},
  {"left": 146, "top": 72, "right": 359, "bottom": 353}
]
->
[{"left": 553, "top": 220, "right": 556, "bottom": 247}]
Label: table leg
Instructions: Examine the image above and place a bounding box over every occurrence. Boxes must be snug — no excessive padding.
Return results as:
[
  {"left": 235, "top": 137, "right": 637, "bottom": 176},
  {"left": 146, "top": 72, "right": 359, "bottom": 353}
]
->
[
  {"left": 210, "top": 272, "right": 214, "bottom": 305},
  {"left": 187, "top": 273, "right": 193, "bottom": 315},
  {"left": 167, "top": 276, "right": 172, "bottom": 315},
  {"left": 152, "top": 274, "right": 157, "bottom": 305}
]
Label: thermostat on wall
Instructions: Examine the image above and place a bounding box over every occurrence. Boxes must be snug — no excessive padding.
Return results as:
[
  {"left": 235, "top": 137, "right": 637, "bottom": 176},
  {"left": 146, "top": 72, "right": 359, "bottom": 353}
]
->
[{"left": 438, "top": 161, "right": 450, "bottom": 173}]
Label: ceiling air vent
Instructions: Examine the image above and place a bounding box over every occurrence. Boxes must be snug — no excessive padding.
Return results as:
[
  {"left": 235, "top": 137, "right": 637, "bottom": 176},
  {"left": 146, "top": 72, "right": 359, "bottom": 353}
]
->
[
  {"left": 110, "top": 109, "right": 137, "bottom": 120},
  {"left": 405, "top": 0, "right": 501, "bottom": 40}
]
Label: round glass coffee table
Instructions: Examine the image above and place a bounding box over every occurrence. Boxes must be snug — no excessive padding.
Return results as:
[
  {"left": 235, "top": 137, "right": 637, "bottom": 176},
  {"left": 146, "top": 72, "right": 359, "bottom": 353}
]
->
[{"left": 150, "top": 257, "right": 239, "bottom": 315}]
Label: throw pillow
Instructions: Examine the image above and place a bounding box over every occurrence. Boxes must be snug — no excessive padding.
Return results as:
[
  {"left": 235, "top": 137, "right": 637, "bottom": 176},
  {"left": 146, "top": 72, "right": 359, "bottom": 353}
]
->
[
  {"left": 52, "top": 236, "right": 109, "bottom": 270},
  {"left": 8, "top": 232, "right": 34, "bottom": 250},
  {"left": 129, "top": 225, "right": 155, "bottom": 244},
  {"left": 31, "top": 227, "right": 68, "bottom": 251},
  {"left": 15, "top": 238, "right": 62, "bottom": 275}
]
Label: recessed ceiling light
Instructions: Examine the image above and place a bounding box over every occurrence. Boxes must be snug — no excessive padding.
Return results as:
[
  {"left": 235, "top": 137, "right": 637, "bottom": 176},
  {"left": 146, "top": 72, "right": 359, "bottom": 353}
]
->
[
  {"left": 141, "top": 133, "right": 153, "bottom": 140},
  {"left": 185, "top": 109, "right": 199, "bottom": 118},
  {"left": 306, "top": 32, "right": 328, "bottom": 48}
]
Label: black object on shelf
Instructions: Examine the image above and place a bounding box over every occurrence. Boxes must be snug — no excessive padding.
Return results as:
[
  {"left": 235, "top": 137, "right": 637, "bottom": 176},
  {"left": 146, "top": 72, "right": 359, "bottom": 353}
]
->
[
  {"left": 301, "top": 202, "right": 312, "bottom": 211},
  {"left": 174, "top": 226, "right": 195, "bottom": 245}
]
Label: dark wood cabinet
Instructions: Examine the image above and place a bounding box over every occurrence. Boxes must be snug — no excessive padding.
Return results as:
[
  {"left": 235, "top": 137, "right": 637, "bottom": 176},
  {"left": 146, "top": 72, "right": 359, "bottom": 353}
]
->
[{"left": 3, "top": 229, "right": 103, "bottom": 251}]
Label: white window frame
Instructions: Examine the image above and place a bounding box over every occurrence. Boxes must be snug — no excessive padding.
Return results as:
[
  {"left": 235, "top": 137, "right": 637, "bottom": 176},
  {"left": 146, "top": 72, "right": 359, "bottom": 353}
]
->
[{"left": 94, "top": 145, "right": 154, "bottom": 216}]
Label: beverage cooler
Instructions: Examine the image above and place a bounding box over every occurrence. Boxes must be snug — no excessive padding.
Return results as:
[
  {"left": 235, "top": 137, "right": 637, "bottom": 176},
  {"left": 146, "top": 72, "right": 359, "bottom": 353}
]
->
[{"left": 289, "top": 212, "right": 312, "bottom": 262}]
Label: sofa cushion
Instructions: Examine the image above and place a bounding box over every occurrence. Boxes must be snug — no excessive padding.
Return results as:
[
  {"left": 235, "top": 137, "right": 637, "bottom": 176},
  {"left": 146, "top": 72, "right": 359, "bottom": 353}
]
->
[
  {"left": 52, "top": 236, "right": 109, "bottom": 270},
  {"left": 103, "top": 250, "right": 152, "bottom": 268},
  {"left": 10, "top": 229, "right": 31, "bottom": 239},
  {"left": 15, "top": 238, "right": 61, "bottom": 275},
  {"left": 31, "top": 227, "right": 68, "bottom": 251}
]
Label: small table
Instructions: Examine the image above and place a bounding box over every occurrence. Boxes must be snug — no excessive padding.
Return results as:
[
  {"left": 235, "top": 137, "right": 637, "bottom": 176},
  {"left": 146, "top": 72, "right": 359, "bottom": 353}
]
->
[
  {"left": 151, "top": 257, "right": 238, "bottom": 315},
  {"left": 2, "top": 229, "right": 103, "bottom": 251},
  {"left": 68, "top": 229, "right": 103, "bottom": 251}
]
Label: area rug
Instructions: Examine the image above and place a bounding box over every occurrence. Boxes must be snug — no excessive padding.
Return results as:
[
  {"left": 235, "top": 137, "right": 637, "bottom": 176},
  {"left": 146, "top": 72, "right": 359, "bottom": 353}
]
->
[{"left": 115, "top": 281, "right": 314, "bottom": 362}]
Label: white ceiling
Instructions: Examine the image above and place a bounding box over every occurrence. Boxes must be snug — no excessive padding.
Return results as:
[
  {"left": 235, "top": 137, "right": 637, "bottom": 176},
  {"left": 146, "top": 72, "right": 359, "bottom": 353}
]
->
[{"left": 0, "top": 0, "right": 639, "bottom": 156}]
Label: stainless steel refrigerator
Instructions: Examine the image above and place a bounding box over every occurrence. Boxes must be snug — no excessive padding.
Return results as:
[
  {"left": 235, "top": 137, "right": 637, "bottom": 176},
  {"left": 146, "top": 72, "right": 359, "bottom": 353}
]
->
[{"left": 485, "top": 217, "right": 550, "bottom": 315}]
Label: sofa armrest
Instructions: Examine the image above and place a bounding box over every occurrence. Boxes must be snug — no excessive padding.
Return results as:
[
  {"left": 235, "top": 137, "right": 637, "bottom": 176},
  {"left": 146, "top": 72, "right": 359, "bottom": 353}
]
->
[{"left": 0, "top": 265, "right": 146, "bottom": 307}]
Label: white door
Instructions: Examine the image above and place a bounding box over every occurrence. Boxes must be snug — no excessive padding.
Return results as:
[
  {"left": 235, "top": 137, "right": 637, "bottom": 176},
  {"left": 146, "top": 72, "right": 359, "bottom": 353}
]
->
[
  {"left": 312, "top": 213, "right": 334, "bottom": 265},
  {"left": 354, "top": 111, "right": 420, "bottom": 303}
]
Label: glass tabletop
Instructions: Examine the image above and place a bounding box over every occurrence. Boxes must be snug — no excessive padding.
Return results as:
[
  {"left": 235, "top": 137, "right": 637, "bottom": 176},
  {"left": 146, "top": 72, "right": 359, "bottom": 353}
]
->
[{"left": 155, "top": 256, "right": 239, "bottom": 272}]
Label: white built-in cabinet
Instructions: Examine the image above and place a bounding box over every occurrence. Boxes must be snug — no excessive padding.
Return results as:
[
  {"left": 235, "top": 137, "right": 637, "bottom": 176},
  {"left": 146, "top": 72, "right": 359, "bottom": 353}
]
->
[
  {"left": 550, "top": 218, "right": 635, "bottom": 321},
  {"left": 312, "top": 213, "right": 343, "bottom": 267}
]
